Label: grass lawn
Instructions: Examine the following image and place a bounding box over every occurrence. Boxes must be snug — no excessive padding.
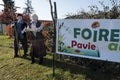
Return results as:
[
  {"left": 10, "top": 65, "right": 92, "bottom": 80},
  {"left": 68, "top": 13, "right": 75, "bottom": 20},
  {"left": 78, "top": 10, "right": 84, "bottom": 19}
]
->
[{"left": 0, "top": 35, "right": 119, "bottom": 80}]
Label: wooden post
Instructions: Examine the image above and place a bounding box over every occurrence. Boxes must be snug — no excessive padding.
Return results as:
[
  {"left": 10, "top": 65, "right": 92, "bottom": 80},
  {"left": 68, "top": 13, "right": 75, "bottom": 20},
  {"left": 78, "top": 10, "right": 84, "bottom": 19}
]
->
[
  {"left": 53, "top": 2, "right": 57, "bottom": 77},
  {"left": 49, "top": 0, "right": 58, "bottom": 77}
]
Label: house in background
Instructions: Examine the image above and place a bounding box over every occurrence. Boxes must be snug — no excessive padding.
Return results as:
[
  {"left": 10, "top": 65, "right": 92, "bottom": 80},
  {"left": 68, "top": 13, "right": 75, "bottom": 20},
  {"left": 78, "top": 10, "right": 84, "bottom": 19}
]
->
[
  {"left": 0, "top": 11, "right": 54, "bottom": 35},
  {"left": 0, "top": 20, "right": 53, "bottom": 35},
  {"left": 0, "top": 23, "right": 6, "bottom": 34},
  {"left": 0, "top": 24, "right": 2, "bottom": 33}
]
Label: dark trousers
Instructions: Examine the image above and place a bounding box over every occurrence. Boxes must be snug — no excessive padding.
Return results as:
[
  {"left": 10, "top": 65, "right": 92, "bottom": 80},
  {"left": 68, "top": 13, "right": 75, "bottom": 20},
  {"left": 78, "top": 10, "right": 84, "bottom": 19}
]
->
[{"left": 14, "top": 38, "right": 28, "bottom": 56}]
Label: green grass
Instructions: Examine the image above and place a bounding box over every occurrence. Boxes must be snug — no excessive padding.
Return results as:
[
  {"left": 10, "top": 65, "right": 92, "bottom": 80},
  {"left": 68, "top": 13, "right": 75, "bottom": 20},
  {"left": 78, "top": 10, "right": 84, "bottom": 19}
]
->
[{"left": 0, "top": 35, "right": 119, "bottom": 80}]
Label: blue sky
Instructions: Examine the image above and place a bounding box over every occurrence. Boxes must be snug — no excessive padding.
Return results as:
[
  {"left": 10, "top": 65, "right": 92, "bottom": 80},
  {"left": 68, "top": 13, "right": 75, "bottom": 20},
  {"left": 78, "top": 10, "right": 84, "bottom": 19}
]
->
[{"left": 0, "top": 0, "right": 113, "bottom": 20}]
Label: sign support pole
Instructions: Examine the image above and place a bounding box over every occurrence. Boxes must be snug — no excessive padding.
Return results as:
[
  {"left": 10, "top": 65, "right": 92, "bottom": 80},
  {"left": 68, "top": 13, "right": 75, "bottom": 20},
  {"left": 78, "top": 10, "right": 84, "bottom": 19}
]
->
[{"left": 49, "top": 0, "right": 58, "bottom": 77}]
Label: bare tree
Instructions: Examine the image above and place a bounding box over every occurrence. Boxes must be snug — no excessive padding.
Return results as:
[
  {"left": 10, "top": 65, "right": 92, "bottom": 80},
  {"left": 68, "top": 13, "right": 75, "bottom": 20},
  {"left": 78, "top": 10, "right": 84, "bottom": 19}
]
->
[
  {"left": 66, "top": 0, "right": 120, "bottom": 19},
  {"left": 24, "top": 0, "right": 34, "bottom": 16}
]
